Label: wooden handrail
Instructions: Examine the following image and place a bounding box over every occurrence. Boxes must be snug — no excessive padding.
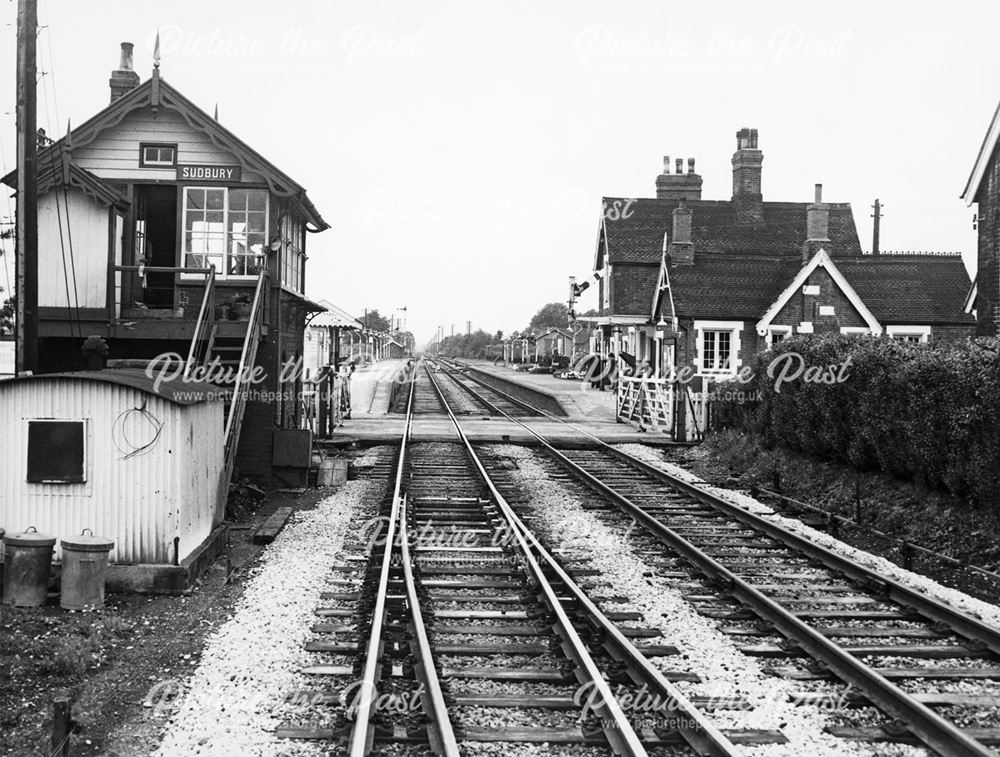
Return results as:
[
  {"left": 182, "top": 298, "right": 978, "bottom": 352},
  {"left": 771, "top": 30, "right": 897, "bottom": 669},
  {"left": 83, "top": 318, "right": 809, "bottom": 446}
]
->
[
  {"left": 184, "top": 266, "right": 216, "bottom": 379},
  {"left": 222, "top": 270, "right": 267, "bottom": 489}
]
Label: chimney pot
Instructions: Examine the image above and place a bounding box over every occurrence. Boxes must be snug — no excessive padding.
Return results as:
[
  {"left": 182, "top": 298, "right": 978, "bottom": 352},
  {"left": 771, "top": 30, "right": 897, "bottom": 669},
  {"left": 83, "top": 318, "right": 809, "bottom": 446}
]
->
[
  {"left": 656, "top": 153, "right": 702, "bottom": 200},
  {"left": 814, "top": 183, "right": 823, "bottom": 203},
  {"left": 109, "top": 41, "right": 140, "bottom": 103},
  {"left": 119, "top": 42, "right": 135, "bottom": 71}
]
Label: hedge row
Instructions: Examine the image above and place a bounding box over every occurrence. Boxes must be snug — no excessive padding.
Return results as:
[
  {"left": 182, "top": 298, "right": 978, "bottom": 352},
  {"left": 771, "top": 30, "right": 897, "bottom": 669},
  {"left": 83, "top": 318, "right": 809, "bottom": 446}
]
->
[{"left": 713, "top": 334, "right": 1000, "bottom": 507}]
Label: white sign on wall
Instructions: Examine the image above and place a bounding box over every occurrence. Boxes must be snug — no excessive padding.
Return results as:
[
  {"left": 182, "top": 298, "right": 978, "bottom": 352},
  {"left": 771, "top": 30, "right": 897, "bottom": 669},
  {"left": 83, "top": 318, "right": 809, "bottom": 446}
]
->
[{"left": 0, "top": 340, "right": 14, "bottom": 378}]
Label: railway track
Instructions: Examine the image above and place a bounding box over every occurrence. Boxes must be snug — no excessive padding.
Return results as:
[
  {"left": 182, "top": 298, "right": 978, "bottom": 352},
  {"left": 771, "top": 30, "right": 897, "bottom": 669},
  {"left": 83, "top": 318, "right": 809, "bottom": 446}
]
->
[
  {"left": 426, "top": 358, "right": 1000, "bottom": 756},
  {"left": 396, "top": 359, "right": 541, "bottom": 417},
  {"left": 280, "top": 359, "right": 764, "bottom": 755}
]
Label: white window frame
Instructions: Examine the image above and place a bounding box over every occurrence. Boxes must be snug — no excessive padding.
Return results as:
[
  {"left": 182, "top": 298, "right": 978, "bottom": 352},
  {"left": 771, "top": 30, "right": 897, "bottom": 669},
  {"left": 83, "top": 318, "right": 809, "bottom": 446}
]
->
[
  {"left": 281, "top": 214, "right": 305, "bottom": 294},
  {"left": 694, "top": 320, "right": 742, "bottom": 376},
  {"left": 766, "top": 325, "right": 793, "bottom": 348},
  {"left": 139, "top": 143, "right": 177, "bottom": 168},
  {"left": 22, "top": 418, "right": 93, "bottom": 497},
  {"left": 886, "top": 325, "right": 931, "bottom": 343},
  {"left": 840, "top": 326, "right": 873, "bottom": 336},
  {"left": 181, "top": 186, "right": 269, "bottom": 280}
]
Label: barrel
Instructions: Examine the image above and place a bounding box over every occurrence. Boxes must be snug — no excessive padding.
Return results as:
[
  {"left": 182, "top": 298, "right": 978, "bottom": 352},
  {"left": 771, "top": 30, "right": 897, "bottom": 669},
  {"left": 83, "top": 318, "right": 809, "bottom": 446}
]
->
[
  {"left": 60, "top": 530, "right": 115, "bottom": 611},
  {"left": 3, "top": 527, "right": 56, "bottom": 607}
]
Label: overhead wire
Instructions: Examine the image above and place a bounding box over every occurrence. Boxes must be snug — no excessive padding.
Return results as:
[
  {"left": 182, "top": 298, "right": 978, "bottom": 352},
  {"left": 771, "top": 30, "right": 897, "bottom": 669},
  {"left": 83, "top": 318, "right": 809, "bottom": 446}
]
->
[{"left": 38, "top": 7, "right": 83, "bottom": 354}]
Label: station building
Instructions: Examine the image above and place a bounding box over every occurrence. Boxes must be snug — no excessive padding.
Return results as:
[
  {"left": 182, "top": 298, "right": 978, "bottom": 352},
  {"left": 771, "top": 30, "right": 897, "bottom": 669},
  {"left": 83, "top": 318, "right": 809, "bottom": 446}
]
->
[
  {"left": 962, "top": 97, "right": 1000, "bottom": 335},
  {"left": 593, "top": 128, "right": 976, "bottom": 380}
]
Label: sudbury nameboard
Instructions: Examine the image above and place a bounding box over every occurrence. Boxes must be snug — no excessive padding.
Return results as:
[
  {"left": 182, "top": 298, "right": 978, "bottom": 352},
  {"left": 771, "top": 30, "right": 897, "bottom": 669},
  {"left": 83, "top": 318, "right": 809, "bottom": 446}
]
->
[{"left": 176, "top": 165, "right": 243, "bottom": 182}]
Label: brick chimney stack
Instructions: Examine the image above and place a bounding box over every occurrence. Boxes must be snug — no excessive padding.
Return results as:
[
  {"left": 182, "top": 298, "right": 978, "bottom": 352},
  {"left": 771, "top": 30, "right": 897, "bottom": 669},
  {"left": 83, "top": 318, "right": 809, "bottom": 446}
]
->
[
  {"left": 656, "top": 155, "right": 702, "bottom": 201},
  {"left": 109, "top": 42, "right": 140, "bottom": 103},
  {"left": 732, "top": 127, "right": 763, "bottom": 225},
  {"left": 668, "top": 201, "right": 694, "bottom": 265},
  {"left": 802, "top": 183, "right": 831, "bottom": 262}
]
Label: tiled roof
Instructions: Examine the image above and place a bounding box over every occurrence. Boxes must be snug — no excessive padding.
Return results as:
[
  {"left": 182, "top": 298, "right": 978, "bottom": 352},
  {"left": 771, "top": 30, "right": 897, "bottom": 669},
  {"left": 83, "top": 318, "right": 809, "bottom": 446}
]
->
[
  {"left": 837, "top": 255, "right": 975, "bottom": 324},
  {"left": 601, "top": 198, "right": 862, "bottom": 265},
  {"left": 668, "top": 255, "right": 802, "bottom": 319}
]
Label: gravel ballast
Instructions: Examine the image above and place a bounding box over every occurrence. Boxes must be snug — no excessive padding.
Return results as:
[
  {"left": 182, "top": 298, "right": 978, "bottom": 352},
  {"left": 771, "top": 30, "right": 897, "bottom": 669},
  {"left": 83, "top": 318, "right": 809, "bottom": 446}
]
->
[
  {"left": 614, "top": 444, "right": 1000, "bottom": 630},
  {"left": 151, "top": 448, "right": 388, "bottom": 757},
  {"left": 491, "top": 444, "right": 927, "bottom": 757}
]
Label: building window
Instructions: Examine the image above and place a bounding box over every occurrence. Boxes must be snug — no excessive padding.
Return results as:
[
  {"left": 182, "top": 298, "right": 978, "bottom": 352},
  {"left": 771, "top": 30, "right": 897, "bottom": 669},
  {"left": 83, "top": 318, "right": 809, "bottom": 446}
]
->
[
  {"left": 703, "top": 330, "right": 731, "bottom": 371},
  {"left": 766, "top": 326, "right": 792, "bottom": 348},
  {"left": 694, "top": 320, "right": 742, "bottom": 376},
  {"left": 183, "top": 187, "right": 268, "bottom": 278},
  {"left": 840, "top": 327, "right": 872, "bottom": 337},
  {"left": 886, "top": 325, "right": 930, "bottom": 343},
  {"left": 27, "top": 420, "right": 86, "bottom": 483},
  {"left": 281, "top": 214, "right": 305, "bottom": 293},
  {"left": 139, "top": 143, "right": 177, "bottom": 168}
]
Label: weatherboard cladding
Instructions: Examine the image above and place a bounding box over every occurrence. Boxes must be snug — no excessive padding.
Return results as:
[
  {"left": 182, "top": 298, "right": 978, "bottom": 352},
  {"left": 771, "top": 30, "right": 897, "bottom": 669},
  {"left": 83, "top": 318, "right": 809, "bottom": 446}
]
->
[
  {"left": 69, "top": 108, "right": 265, "bottom": 184},
  {"left": 3, "top": 75, "right": 328, "bottom": 230}
]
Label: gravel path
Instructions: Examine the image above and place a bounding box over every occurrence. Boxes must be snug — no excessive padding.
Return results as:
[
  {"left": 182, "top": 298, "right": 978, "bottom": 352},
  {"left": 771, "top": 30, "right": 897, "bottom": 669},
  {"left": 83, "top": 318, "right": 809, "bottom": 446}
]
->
[
  {"left": 492, "top": 444, "right": 925, "bottom": 757},
  {"left": 614, "top": 444, "right": 1000, "bottom": 630},
  {"left": 150, "top": 448, "right": 388, "bottom": 757}
]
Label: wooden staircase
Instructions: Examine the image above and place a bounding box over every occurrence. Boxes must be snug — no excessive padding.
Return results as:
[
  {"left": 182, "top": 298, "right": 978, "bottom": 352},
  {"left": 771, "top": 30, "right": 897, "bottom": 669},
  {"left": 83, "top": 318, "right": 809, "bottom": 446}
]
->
[{"left": 184, "top": 270, "right": 268, "bottom": 494}]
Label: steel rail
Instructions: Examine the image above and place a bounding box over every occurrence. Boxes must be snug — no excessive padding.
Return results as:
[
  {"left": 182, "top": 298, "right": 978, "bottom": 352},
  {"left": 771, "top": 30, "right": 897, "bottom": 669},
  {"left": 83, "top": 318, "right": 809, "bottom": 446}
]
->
[
  {"left": 422, "top": 362, "right": 647, "bottom": 756},
  {"left": 349, "top": 367, "right": 459, "bottom": 756},
  {"left": 435, "top": 359, "right": 998, "bottom": 757},
  {"left": 488, "top": 470, "right": 742, "bottom": 757},
  {"left": 444, "top": 359, "right": 1000, "bottom": 656},
  {"left": 399, "top": 491, "right": 462, "bottom": 755},
  {"left": 435, "top": 359, "right": 541, "bottom": 415},
  {"left": 427, "top": 360, "right": 743, "bottom": 755}
]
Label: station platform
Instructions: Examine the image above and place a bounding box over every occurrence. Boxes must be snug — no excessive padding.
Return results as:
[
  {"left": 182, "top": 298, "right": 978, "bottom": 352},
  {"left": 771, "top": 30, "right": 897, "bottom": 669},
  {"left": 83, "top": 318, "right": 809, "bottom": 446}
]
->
[
  {"left": 349, "top": 359, "right": 408, "bottom": 415},
  {"left": 460, "top": 359, "right": 617, "bottom": 421}
]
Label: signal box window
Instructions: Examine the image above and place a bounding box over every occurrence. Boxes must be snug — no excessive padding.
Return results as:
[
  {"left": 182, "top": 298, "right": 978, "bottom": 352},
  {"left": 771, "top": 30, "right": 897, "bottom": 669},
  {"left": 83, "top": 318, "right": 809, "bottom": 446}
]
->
[{"left": 140, "top": 143, "right": 177, "bottom": 167}]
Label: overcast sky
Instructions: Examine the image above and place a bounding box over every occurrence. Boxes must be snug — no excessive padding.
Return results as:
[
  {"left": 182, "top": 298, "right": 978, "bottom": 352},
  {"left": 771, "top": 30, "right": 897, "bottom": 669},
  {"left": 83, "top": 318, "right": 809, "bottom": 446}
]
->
[{"left": 0, "top": 0, "right": 996, "bottom": 345}]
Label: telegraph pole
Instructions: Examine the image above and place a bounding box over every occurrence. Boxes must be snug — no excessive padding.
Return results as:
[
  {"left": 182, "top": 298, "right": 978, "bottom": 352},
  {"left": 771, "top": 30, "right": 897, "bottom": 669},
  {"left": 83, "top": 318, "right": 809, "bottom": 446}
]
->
[
  {"left": 871, "top": 199, "right": 882, "bottom": 256},
  {"left": 15, "top": 0, "right": 38, "bottom": 374}
]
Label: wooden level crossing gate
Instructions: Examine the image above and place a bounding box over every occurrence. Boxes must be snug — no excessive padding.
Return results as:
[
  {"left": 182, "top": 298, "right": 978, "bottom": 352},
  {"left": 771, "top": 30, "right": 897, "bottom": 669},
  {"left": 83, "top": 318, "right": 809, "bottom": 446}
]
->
[{"left": 616, "top": 376, "right": 710, "bottom": 441}]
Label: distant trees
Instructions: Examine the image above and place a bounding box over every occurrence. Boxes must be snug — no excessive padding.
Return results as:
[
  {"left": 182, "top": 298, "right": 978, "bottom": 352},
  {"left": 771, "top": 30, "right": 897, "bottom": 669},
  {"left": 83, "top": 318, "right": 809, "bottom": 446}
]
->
[
  {"left": 361, "top": 309, "right": 392, "bottom": 332},
  {"left": 436, "top": 329, "right": 500, "bottom": 358},
  {"left": 0, "top": 295, "right": 12, "bottom": 336},
  {"left": 528, "top": 302, "right": 569, "bottom": 331}
]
